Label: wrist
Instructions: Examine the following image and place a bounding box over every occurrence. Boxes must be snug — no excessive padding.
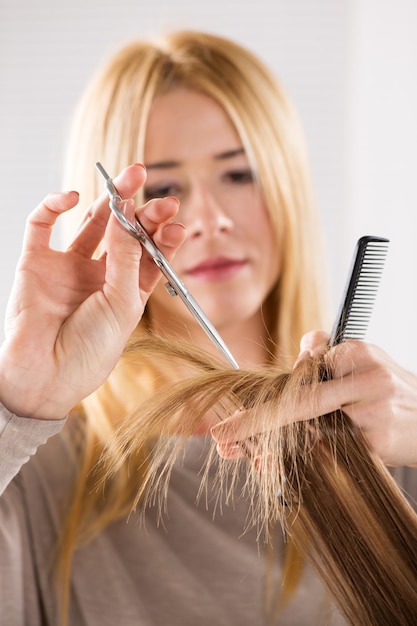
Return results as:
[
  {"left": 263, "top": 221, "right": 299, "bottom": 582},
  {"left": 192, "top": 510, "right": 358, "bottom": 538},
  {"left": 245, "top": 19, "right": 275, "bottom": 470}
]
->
[{"left": 0, "top": 348, "right": 69, "bottom": 421}]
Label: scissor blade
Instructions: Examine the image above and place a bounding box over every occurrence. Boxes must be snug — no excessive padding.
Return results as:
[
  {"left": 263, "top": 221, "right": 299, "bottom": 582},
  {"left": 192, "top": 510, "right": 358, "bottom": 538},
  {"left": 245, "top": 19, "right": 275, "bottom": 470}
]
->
[{"left": 95, "top": 162, "right": 239, "bottom": 370}]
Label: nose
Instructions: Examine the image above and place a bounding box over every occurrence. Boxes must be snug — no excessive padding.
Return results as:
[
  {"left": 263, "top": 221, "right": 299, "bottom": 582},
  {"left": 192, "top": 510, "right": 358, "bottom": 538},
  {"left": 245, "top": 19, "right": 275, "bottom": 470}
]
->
[{"left": 184, "top": 185, "right": 234, "bottom": 239}]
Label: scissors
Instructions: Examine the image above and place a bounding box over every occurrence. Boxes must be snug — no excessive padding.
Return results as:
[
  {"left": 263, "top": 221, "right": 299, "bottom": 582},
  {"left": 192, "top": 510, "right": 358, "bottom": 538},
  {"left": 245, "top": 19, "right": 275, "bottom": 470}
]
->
[{"left": 95, "top": 162, "right": 239, "bottom": 370}]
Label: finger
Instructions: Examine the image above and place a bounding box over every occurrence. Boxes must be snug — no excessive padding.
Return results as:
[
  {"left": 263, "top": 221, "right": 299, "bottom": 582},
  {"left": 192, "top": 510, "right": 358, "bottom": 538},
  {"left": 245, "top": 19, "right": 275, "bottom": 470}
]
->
[
  {"left": 216, "top": 442, "right": 246, "bottom": 459},
  {"left": 69, "top": 163, "right": 147, "bottom": 257},
  {"left": 216, "top": 432, "right": 260, "bottom": 460},
  {"left": 132, "top": 196, "right": 187, "bottom": 295},
  {"left": 210, "top": 374, "right": 362, "bottom": 445},
  {"left": 209, "top": 403, "right": 293, "bottom": 445},
  {"left": 212, "top": 343, "right": 385, "bottom": 446},
  {"left": 293, "top": 350, "right": 312, "bottom": 369},
  {"left": 140, "top": 197, "right": 186, "bottom": 258},
  {"left": 23, "top": 191, "right": 80, "bottom": 251},
  {"left": 211, "top": 409, "right": 262, "bottom": 445},
  {"left": 156, "top": 221, "right": 188, "bottom": 251},
  {"left": 102, "top": 199, "right": 145, "bottom": 325},
  {"left": 324, "top": 340, "right": 387, "bottom": 384},
  {"left": 137, "top": 196, "right": 181, "bottom": 237},
  {"left": 212, "top": 344, "right": 401, "bottom": 450},
  {"left": 137, "top": 219, "right": 187, "bottom": 296},
  {"left": 299, "top": 330, "right": 329, "bottom": 355},
  {"left": 102, "top": 197, "right": 186, "bottom": 328}
]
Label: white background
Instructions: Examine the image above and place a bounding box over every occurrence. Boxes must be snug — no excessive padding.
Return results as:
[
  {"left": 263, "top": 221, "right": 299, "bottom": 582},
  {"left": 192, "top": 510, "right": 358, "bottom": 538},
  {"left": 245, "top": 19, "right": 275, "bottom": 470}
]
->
[{"left": 1, "top": 0, "right": 416, "bottom": 369}]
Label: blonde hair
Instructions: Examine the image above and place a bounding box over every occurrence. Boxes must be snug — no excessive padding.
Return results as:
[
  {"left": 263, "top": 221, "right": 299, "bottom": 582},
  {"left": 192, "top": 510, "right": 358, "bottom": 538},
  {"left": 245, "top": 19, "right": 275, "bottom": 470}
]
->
[
  {"left": 106, "top": 336, "right": 417, "bottom": 626},
  {"left": 58, "top": 30, "right": 330, "bottom": 618},
  {"left": 63, "top": 30, "right": 328, "bottom": 357}
]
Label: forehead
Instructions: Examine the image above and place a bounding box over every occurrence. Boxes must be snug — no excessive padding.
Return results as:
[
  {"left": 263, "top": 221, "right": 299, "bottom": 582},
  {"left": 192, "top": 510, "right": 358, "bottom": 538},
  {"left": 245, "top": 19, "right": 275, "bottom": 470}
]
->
[{"left": 144, "top": 89, "right": 242, "bottom": 163}]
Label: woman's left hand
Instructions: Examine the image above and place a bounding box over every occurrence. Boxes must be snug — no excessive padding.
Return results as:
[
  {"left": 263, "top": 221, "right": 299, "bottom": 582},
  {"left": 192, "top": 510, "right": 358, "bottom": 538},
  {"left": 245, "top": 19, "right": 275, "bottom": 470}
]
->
[
  {"left": 299, "top": 331, "right": 417, "bottom": 466},
  {"left": 211, "top": 330, "right": 417, "bottom": 466}
]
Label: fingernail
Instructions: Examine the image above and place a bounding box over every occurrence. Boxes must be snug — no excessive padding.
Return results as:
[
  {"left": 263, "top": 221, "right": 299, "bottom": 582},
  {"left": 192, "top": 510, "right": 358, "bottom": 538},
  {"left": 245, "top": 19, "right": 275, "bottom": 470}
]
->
[
  {"left": 216, "top": 442, "right": 241, "bottom": 458},
  {"left": 165, "top": 195, "right": 180, "bottom": 206}
]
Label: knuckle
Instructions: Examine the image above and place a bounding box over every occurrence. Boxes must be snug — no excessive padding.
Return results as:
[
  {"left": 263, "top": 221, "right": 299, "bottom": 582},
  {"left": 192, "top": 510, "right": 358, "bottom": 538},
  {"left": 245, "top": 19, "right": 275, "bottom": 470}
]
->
[
  {"left": 333, "top": 340, "right": 383, "bottom": 375},
  {"left": 371, "top": 363, "right": 397, "bottom": 395}
]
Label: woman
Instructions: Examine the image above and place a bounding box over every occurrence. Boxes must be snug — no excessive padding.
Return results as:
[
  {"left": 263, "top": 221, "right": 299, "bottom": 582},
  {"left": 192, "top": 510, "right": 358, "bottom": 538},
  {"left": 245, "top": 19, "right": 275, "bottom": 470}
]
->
[{"left": 0, "top": 30, "right": 416, "bottom": 625}]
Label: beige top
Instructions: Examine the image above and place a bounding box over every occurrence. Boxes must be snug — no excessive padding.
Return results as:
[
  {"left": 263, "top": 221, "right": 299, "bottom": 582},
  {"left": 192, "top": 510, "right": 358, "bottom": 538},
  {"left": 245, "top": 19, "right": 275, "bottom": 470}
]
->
[{"left": 0, "top": 405, "right": 415, "bottom": 626}]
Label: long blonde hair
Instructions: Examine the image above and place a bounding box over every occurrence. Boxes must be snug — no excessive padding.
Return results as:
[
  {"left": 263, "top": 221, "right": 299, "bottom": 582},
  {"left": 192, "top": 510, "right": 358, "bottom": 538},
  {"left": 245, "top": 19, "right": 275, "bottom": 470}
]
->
[
  {"left": 105, "top": 336, "right": 417, "bottom": 626},
  {"left": 58, "top": 30, "right": 329, "bottom": 618}
]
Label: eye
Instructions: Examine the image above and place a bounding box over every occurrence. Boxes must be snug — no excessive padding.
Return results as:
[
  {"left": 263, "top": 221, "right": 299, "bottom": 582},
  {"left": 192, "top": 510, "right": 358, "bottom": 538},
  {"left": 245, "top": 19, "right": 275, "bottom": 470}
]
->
[
  {"left": 143, "top": 183, "right": 181, "bottom": 201},
  {"left": 223, "top": 169, "right": 254, "bottom": 184}
]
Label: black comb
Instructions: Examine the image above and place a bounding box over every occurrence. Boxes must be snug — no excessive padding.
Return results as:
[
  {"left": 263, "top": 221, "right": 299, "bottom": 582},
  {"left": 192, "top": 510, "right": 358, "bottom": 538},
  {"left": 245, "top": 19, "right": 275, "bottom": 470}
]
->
[
  {"left": 278, "top": 236, "right": 390, "bottom": 506},
  {"left": 329, "top": 236, "right": 389, "bottom": 346}
]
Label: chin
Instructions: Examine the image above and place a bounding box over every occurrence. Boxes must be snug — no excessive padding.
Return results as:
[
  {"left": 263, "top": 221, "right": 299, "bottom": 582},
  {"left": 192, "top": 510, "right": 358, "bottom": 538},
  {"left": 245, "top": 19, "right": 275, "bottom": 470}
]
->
[{"left": 201, "top": 297, "right": 262, "bottom": 329}]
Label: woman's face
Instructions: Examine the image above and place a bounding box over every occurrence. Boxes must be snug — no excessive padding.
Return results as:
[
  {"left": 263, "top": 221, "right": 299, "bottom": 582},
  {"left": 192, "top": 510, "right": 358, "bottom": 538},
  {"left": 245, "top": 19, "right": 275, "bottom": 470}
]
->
[{"left": 143, "top": 89, "right": 280, "bottom": 342}]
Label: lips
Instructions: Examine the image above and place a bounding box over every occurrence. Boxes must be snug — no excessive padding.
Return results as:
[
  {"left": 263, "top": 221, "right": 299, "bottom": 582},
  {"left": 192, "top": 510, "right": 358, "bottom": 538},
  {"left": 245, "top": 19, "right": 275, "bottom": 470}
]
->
[{"left": 184, "top": 257, "right": 247, "bottom": 282}]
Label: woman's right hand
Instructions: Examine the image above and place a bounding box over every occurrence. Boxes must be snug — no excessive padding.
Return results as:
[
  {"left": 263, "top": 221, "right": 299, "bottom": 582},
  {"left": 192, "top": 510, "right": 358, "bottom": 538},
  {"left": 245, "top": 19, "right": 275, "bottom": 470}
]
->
[{"left": 0, "top": 164, "right": 186, "bottom": 420}]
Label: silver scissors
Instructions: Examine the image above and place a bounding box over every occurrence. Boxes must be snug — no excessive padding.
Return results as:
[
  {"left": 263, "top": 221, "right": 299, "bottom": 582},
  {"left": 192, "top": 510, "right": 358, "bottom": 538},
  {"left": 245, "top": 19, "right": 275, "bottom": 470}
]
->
[{"left": 95, "top": 162, "right": 239, "bottom": 370}]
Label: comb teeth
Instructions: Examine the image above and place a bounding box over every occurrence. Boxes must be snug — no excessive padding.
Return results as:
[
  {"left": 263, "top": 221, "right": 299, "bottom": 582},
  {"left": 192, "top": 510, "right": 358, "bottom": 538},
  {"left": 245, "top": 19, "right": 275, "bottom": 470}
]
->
[{"left": 329, "top": 236, "right": 389, "bottom": 346}]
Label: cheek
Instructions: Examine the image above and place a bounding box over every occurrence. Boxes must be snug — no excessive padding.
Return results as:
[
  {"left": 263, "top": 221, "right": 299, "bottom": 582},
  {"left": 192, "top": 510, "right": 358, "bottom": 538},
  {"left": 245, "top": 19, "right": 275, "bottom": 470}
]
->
[
  {"left": 260, "top": 234, "right": 281, "bottom": 292},
  {"left": 244, "top": 205, "right": 280, "bottom": 276}
]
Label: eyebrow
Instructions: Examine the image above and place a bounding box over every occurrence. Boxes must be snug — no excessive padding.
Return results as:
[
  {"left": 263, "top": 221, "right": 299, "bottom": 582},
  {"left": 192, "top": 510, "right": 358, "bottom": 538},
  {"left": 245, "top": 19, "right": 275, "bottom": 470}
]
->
[{"left": 145, "top": 147, "right": 245, "bottom": 170}]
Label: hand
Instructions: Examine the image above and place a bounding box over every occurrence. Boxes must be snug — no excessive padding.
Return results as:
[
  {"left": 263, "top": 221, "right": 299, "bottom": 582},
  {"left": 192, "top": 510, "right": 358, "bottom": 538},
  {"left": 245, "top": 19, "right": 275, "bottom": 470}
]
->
[
  {"left": 0, "top": 164, "right": 186, "bottom": 420},
  {"left": 308, "top": 332, "right": 417, "bottom": 466},
  {"left": 211, "top": 330, "right": 417, "bottom": 466}
]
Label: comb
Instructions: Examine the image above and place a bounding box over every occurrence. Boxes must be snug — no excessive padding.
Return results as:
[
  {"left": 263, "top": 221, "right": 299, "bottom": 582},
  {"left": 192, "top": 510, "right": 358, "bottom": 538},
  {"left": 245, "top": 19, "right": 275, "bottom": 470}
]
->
[
  {"left": 329, "top": 235, "right": 389, "bottom": 346},
  {"left": 278, "top": 236, "right": 390, "bottom": 505}
]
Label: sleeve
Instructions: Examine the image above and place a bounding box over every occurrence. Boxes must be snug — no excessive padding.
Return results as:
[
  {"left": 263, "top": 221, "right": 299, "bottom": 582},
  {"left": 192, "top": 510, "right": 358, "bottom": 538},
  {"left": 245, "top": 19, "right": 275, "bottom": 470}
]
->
[
  {"left": 0, "top": 405, "right": 67, "bottom": 624},
  {"left": 0, "top": 403, "right": 66, "bottom": 495}
]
